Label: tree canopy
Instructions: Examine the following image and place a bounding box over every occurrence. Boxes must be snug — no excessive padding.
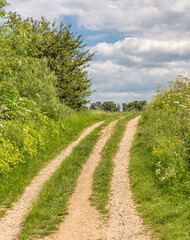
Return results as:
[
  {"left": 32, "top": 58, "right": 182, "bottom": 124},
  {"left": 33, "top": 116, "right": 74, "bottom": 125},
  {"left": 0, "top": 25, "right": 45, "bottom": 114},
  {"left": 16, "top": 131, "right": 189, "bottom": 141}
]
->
[
  {"left": 122, "top": 100, "right": 147, "bottom": 111},
  {"left": 6, "top": 12, "right": 94, "bottom": 109},
  {"left": 90, "top": 101, "right": 120, "bottom": 112}
]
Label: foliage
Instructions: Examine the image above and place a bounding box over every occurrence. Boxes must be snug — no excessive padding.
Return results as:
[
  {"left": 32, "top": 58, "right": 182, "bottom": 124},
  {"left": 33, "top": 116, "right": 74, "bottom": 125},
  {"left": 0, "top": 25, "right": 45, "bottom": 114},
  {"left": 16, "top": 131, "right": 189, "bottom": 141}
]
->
[
  {"left": 0, "top": 0, "right": 8, "bottom": 18},
  {"left": 130, "top": 75, "right": 190, "bottom": 239},
  {"left": 90, "top": 101, "right": 102, "bottom": 110},
  {"left": 7, "top": 13, "right": 93, "bottom": 109},
  {"left": 0, "top": 18, "right": 72, "bottom": 173},
  {"left": 122, "top": 100, "right": 147, "bottom": 111},
  {"left": 100, "top": 101, "right": 120, "bottom": 112},
  {"left": 0, "top": 84, "right": 61, "bottom": 174},
  {"left": 142, "top": 75, "right": 190, "bottom": 196},
  {"left": 0, "top": 8, "right": 95, "bottom": 174},
  {"left": 90, "top": 101, "right": 120, "bottom": 112}
]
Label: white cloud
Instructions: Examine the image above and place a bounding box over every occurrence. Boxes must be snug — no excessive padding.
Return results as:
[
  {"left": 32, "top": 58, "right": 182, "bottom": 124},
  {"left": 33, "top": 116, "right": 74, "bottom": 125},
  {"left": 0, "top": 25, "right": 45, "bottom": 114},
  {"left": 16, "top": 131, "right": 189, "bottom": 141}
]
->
[
  {"left": 91, "top": 38, "right": 190, "bottom": 65},
  {"left": 7, "top": 0, "right": 190, "bottom": 38},
  {"left": 89, "top": 37, "right": 190, "bottom": 103},
  {"left": 6, "top": 0, "right": 190, "bottom": 103}
]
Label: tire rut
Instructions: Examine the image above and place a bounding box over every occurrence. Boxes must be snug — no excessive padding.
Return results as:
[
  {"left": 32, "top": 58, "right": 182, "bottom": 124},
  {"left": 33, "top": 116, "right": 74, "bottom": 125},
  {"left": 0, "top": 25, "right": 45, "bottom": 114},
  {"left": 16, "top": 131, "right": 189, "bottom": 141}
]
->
[
  {"left": 44, "top": 120, "right": 118, "bottom": 240},
  {"left": 102, "top": 116, "right": 151, "bottom": 240},
  {"left": 0, "top": 121, "right": 104, "bottom": 240}
]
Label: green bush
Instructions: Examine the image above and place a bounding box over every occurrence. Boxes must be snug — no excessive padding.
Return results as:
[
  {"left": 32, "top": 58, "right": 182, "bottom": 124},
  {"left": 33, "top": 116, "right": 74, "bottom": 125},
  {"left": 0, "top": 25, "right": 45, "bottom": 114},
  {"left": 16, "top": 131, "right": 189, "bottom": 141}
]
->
[{"left": 142, "top": 75, "right": 190, "bottom": 197}]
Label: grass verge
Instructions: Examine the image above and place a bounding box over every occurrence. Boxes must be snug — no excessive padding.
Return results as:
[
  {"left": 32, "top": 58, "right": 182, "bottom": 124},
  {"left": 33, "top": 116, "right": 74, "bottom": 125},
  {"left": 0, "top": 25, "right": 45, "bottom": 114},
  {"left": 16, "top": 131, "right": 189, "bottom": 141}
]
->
[
  {"left": 91, "top": 112, "right": 140, "bottom": 215},
  {"left": 19, "top": 116, "right": 119, "bottom": 239},
  {"left": 129, "top": 123, "right": 190, "bottom": 240},
  {"left": 0, "top": 110, "right": 113, "bottom": 216}
]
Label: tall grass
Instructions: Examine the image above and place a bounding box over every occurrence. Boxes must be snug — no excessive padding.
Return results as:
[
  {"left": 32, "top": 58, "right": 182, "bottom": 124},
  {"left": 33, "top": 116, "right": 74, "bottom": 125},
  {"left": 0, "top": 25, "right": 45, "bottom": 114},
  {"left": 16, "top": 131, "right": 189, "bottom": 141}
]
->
[{"left": 130, "top": 75, "right": 190, "bottom": 239}]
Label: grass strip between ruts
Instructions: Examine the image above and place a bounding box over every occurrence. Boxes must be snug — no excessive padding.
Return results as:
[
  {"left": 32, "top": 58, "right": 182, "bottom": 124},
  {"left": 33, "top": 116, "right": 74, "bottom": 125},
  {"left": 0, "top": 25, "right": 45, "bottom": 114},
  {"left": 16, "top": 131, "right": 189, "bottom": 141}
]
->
[
  {"left": 19, "top": 116, "right": 119, "bottom": 239},
  {"left": 129, "top": 124, "right": 190, "bottom": 240},
  {"left": 91, "top": 112, "right": 140, "bottom": 215}
]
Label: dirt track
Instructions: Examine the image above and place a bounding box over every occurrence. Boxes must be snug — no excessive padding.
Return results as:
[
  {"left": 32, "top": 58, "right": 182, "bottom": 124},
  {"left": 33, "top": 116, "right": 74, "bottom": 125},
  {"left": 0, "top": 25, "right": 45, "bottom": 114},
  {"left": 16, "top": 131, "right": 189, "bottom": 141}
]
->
[
  {"left": 102, "top": 116, "right": 150, "bottom": 239},
  {"left": 45, "top": 117, "right": 150, "bottom": 240},
  {"left": 0, "top": 121, "right": 103, "bottom": 240},
  {"left": 45, "top": 120, "right": 117, "bottom": 240},
  {"left": 0, "top": 117, "right": 151, "bottom": 240}
]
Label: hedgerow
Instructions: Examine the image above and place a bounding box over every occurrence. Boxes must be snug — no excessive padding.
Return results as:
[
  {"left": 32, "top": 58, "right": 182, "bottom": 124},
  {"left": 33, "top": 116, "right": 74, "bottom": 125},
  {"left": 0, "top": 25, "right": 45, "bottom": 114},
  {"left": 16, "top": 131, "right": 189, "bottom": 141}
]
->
[{"left": 142, "top": 75, "right": 190, "bottom": 197}]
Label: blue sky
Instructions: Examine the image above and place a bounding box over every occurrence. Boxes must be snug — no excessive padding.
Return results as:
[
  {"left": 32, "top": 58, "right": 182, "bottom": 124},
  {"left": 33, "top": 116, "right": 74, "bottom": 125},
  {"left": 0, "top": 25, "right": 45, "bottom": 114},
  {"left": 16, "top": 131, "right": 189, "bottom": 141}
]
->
[
  {"left": 7, "top": 0, "right": 190, "bottom": 105},
  {"left": 61, "top": 16, "right": 124, "bottom": 46}
]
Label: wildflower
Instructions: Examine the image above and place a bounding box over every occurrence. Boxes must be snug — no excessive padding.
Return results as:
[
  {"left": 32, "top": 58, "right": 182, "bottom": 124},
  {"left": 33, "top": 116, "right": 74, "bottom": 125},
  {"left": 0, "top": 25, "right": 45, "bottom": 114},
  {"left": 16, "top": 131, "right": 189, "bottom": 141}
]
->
[
  {"left": 25, "top": 109, "right": 32, "bottom": 113},
  {"left": 0, "top": 105, "right": 9, "bottom": 111},
  {"left": 23, "top": 128, "right": 28, "bottom": 132}
]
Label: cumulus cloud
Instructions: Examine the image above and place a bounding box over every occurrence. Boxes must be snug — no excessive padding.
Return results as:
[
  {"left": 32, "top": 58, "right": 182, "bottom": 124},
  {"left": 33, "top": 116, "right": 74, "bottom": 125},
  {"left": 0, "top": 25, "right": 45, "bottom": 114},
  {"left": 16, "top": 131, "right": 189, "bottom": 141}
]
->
[
  {"left": 91, "top": 38, "right": 190, "bottom": 67},
  {"left": 88, "top": 37, "right": 190, "bottom": 103},
  {"left": 8, "top": 0, "right": 190, "bottom": 38},
  {"left": 7, "top": 0, "right": 190, "bottom": 104}
]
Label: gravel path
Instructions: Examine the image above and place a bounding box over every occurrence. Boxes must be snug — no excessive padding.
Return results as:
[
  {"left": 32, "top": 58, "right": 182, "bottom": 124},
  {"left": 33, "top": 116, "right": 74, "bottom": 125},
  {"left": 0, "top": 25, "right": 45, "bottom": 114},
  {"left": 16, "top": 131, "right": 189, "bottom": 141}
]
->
[
  {"left": 102, "top": 116, "right": 151, "bottom": 240},
  {"left": 45, "top": 120, "right": 118, "bottom": 240},
  {"left": 0, "top": 121, "right": 104, "bottom": 240}
]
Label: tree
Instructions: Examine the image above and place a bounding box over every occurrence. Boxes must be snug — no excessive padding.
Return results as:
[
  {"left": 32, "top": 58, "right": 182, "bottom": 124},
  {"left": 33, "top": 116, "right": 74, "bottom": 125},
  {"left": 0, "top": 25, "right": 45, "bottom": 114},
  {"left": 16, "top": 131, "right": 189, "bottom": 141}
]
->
[
  {"left": 0, "top": 13, "right": 68, "bottom": 119},
  {"left": 6, "top": 13, "right": 94, "bottom": 109},
  {"left": 101, "top": 101, "right": 119, "bottom": 112},
  {"left": 116, "top": 103, "right": 120, "bottom": 112},
  {"left": 96, "top": 101, "right": 102, "bottom": 110},
  {"left": 90, "top": 101, "right": 102, "bottom": 110},
  {"left": 90, "top": 103, "right": 96, "bottom": 110},
  {"left": 122, "top": 100, "right": 147, "bottom": 111},
  {"left": 0, "top": 0, "right": 8, "bottom": 18}
]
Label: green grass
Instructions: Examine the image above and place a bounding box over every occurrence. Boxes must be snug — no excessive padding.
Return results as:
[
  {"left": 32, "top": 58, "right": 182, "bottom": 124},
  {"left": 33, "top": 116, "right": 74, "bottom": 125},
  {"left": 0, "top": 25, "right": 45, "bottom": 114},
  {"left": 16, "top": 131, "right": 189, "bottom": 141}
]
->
[
  {"left": 0, "top": 110, "right": 112, "bottom": 215},
  {"left": 18, "top": 117, "right": 118, "bottom": 239},
  {"left": 130, "top": 126, "right": 190, "bottom": 240},
  {"left": 91, "top": 112, "right": 140, "bottom": 215},
  {"left": 129, "top": 76, "right": 190, "bottom": 240}
]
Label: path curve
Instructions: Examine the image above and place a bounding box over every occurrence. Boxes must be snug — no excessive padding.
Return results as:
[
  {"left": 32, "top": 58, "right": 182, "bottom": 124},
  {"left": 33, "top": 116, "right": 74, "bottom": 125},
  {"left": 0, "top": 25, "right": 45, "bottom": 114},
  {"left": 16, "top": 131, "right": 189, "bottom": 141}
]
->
[
  {"left": 0, "top": 121, "right": 104, "bottom": 240},
  {"left": 102, "top": 116, "right": 151, "bottom": 240},
  {"left": 45, "top": 120, "right": 118, "bottom": 240}
]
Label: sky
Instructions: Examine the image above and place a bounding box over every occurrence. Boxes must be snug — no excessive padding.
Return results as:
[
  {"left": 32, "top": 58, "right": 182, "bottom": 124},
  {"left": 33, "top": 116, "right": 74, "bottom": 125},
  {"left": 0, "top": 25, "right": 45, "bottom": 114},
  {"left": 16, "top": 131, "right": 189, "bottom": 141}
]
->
[{"left": 7, "top": 0, "right": 190, "bottom": 105}]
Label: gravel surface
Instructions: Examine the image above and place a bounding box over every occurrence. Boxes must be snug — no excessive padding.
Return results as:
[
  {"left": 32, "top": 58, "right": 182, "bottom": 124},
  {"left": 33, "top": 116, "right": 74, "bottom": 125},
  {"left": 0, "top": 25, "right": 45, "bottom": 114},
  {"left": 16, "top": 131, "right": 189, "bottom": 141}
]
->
[
  {"left": 45, "top": 120, "right": 118, "bottom": 240},
  {"left": 0, "top": 121, "right": 104, "bottom": 240},
  {"left": 102, "top": 116, "right": 151, "bottom": 240}
]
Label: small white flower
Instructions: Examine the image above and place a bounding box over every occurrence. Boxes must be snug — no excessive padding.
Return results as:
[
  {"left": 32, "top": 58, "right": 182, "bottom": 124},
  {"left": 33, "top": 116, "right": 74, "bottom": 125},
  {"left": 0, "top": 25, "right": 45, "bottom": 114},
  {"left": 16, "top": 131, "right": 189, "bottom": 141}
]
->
[{"left": 23, "top": 128, "right": 28, "bottom": 132}]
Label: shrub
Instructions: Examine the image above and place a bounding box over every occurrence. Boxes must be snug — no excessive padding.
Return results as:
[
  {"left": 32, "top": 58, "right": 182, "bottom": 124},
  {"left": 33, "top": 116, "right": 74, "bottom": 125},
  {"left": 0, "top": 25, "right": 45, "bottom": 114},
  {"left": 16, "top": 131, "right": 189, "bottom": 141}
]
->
[{"left": 142, "top": 75, "right": 190, "bottom": 197}]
